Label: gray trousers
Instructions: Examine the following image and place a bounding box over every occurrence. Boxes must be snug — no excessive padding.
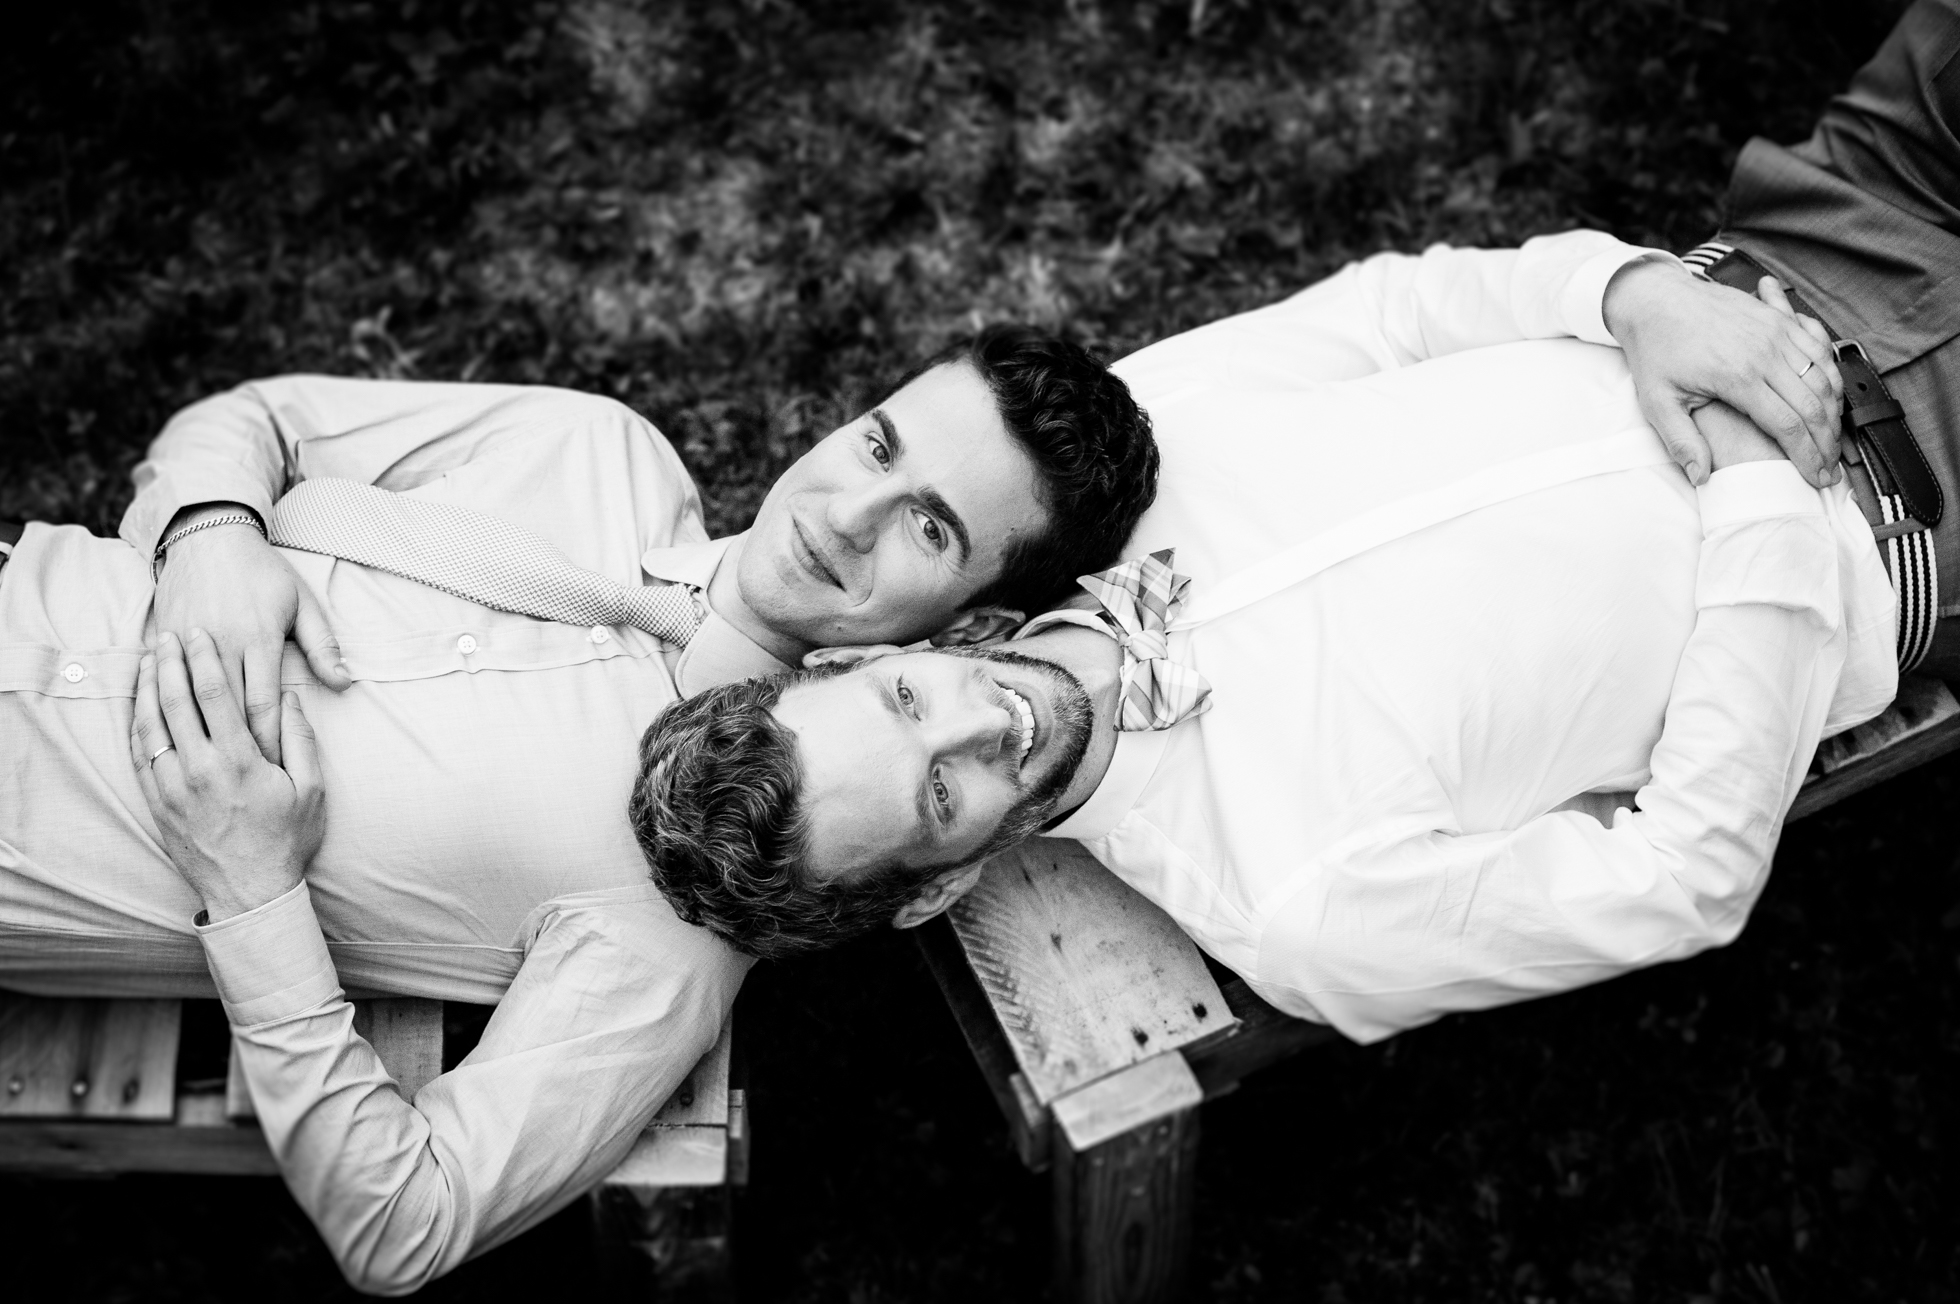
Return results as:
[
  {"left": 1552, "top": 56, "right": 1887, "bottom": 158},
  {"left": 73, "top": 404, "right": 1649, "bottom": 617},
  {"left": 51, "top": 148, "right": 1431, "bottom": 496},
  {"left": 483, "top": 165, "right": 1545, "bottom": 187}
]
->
[{"left": 1714, "top": 0, "right": 1960, "bottom": 676}]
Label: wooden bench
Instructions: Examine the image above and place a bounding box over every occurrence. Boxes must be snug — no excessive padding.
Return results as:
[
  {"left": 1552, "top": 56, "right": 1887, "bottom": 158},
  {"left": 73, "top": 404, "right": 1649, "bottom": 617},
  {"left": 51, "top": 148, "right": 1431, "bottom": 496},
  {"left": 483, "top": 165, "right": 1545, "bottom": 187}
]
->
[
  {"left": 0, "top": 993, "right": 745, "bottom": 1299},
  {"left": 922, "top": 674, "right": 1960, "bottom": 1304}
]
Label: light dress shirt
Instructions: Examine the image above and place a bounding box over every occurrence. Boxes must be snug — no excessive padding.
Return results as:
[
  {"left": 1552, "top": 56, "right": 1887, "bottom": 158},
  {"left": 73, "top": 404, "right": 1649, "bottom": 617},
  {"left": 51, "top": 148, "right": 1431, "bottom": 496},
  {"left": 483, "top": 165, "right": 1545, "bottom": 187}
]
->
[
  {"left": 1039, "top": 230, "right": 1899, "bottom": 1045},
  {"left": 0, "top": 376, "right": 790, "bottom": 1292}
]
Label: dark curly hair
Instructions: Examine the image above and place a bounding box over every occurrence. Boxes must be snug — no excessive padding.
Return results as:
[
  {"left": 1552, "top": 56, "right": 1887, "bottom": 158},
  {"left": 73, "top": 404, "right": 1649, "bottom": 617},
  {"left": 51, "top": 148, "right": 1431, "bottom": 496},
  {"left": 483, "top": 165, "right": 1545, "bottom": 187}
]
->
[{"left": 898, "top": 324, "right": 1158, "bottom": 614}]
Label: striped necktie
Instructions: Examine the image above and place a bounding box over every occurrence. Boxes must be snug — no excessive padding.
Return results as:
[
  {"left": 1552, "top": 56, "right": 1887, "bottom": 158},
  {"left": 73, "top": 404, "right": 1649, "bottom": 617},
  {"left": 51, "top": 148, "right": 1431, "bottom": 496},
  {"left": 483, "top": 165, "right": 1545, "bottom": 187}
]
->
[
  {"left": 1077, "top": 548, "right": 1212, "bottom": 731},
  {"left": 268, "top": 478, "right": 703, "bottom": 646}
]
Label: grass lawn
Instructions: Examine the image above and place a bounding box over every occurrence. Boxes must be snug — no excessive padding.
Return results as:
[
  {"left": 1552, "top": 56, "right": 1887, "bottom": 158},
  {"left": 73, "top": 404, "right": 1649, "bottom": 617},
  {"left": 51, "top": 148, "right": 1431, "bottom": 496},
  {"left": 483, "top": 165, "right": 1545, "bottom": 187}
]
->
[{"left": 3, "top": 1, "right": 1954, "bottom": 1300}]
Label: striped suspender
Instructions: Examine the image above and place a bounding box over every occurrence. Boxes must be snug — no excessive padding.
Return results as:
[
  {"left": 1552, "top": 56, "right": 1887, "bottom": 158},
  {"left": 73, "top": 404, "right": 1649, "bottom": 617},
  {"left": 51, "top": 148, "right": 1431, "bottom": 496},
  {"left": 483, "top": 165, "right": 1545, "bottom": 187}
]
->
[{"left": 1682, "top": 241, "right": 1938, "bottom": 673}]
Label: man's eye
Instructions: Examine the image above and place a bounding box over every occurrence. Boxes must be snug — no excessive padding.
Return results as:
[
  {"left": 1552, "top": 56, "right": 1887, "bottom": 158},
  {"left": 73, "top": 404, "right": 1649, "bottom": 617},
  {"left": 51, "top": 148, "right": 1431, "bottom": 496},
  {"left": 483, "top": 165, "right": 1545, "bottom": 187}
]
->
[
  {"left": 896, "top": 681, "right": 914, "bottom": 708},
  {"left": 866, "top": 433, "right": 892, "bottom": 468},
  {"left": 931, "top": 776, "right": 951, "bottom": 812},
  {"left": 919, "top": 514, "right": 944, "bottom": 548}
]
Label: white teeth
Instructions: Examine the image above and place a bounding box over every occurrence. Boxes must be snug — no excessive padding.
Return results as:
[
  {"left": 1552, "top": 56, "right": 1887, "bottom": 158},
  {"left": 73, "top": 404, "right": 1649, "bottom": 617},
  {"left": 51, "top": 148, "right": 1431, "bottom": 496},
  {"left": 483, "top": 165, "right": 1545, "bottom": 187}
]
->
[{"left": 1006, "top": 687, "right": 1035, "bottom": 760}]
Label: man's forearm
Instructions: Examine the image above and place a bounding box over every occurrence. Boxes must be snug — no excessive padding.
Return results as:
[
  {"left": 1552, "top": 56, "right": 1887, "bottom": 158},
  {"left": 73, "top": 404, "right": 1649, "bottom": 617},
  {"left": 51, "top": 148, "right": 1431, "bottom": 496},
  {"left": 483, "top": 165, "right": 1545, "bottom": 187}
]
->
[
  {"left": 202, "top": 883, "right": 745, "bottom": 1295},
  {"left": 120, "top": 385, "right": 299, "bottom": 557}
]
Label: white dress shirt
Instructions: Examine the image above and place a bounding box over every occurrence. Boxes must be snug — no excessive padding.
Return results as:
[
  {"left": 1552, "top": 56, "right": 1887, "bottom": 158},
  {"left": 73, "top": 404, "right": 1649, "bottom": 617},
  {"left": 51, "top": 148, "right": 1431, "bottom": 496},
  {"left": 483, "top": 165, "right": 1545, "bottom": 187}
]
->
[
  {"left": 0, "top": 376, "right": 789, "bottom": 1291},
  {"left": 1042, "top": 231, "right": 1898, "bottom": 1044}
]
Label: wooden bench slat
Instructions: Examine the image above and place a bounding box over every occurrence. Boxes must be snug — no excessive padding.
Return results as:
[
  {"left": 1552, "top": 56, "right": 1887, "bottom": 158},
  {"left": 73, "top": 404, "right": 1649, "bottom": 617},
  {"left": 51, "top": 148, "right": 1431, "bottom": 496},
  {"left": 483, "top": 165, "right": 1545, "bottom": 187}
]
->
[
  {"left": 0, "top": 994, "right": 181, "bottom": 1121},
  {"left": 606, "top": 1126, "right": 728, "bottom": 1188},
  {"left": 1791, "top": 675, "right": 1960, "bottom": 820},
  {"left": 0, "top": 1116, "right": 282, "bottom": 1176},
  {"left": 947, "top": 841, "right": 1236, "bottom": 1107}
]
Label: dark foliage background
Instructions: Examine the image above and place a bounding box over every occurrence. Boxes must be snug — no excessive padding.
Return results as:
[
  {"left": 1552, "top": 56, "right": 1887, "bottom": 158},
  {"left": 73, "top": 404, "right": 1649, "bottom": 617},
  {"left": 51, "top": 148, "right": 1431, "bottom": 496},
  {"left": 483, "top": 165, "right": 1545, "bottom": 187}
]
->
[{"left": 3, "top": 0, "right": 1954, "bottom": 1300}]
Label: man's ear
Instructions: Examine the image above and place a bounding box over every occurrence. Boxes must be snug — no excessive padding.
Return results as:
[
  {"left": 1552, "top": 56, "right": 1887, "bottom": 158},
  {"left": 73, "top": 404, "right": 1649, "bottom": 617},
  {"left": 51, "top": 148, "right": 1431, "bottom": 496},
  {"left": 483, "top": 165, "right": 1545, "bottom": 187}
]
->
[
  {"left": 801, "top": 644, "right": 904, "bottom": 670},
  {"left": 890, "top": 860, "right": 988, "bottom": 930},
  {"left": 928, "top": 606, "right": 1025, "bottom": 648}
]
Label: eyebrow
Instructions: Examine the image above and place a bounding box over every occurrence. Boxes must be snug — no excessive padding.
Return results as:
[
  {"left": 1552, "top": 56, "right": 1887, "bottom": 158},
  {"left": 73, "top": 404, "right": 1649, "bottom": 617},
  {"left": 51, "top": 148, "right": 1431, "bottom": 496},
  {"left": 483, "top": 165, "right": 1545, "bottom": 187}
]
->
[{"left": 872, "top": 407, "right": 974, "bottom": 566}]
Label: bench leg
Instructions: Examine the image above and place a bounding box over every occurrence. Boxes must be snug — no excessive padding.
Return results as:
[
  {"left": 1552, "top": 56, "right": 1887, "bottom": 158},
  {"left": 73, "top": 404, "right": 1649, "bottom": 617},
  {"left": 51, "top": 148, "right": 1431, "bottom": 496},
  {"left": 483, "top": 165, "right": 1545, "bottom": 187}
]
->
[{"left": 1052, "top": 1103, "right": 1200, "bottom": 1304}]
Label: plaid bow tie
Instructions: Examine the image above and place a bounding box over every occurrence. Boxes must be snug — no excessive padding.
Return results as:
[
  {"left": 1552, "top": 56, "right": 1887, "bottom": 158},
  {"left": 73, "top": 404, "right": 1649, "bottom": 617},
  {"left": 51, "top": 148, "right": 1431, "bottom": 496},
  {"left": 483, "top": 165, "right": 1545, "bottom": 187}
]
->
[{"left": 1078, "top": 548, "right": 1213, "bottom": 731}]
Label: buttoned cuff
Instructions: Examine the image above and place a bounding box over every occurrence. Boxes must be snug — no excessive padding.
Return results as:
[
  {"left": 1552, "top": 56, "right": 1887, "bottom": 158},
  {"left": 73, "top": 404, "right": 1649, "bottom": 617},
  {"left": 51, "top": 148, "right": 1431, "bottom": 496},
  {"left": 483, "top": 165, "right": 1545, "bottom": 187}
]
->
[
  {"left": 1697, "top": 460, "right": 1823, "bottom": 531},
  {"left": 195, "top": 882, "right": 343, "bottom": 1027},
  {"left": 1571, "top": 248, "right": 1685, "bottom": 347},
  {"left": 118, "top": 467, "right": 276, "bottom": 558}
]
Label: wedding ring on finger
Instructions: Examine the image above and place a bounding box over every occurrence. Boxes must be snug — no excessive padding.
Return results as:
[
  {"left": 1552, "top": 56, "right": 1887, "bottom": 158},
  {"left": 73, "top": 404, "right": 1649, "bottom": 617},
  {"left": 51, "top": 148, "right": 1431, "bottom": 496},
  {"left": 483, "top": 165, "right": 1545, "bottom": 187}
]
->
[
  {"left": 1797, "top": 361, "right": 1815, "bottom": 378},
  {"left": 148, "top": 744, "right": 175, "bottom": 769}
]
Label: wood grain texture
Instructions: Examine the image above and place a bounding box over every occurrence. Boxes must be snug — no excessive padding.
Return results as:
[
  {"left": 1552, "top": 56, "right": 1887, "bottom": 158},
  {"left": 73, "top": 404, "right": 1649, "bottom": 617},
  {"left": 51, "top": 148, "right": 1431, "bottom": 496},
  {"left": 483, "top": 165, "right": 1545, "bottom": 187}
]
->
[
  {"left": 1187, "top": 976, "right": 1342, "bottom": 1098},
  {"left": 1052, "top": 1052, "right": 1203, "bottom": 1152},
  {"left": 1052, "top": 1103, "right": 1200, "bottom": 1304},
  {"left": 948, "top": 840, "right": 1234, "bottom": 1106},
  {"left": 915, "top": 916, "right": 1053, "bottom": 1168},
  {"left": 605, "top": 1125, "right": 728, "bottom": 1189},
  {"left": 357, "top": 997, "right": 445, "bottom": 1101},
  {"left": 1791, "top": 675, "right": 1960, "bottom": 821},
  {"left": 0, "top": 994, "right": 181, "bottom": 1120}
]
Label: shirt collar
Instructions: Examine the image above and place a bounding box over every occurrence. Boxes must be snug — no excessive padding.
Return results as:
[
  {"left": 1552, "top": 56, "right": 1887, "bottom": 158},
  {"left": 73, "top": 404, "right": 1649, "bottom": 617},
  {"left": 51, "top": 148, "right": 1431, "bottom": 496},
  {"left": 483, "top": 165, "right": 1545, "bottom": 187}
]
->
[
  {"left": 1041, "top": 727, "right": 1172, "bottom": 842},
  {"left": 1014, "top": 606, "right": 1167, "bottom": 842},
  {"left": 643, "top": 533, "right": 800, "bottom": 693},
  {"left": 641, "top": 536, "right": 731, "bottom": 590}
]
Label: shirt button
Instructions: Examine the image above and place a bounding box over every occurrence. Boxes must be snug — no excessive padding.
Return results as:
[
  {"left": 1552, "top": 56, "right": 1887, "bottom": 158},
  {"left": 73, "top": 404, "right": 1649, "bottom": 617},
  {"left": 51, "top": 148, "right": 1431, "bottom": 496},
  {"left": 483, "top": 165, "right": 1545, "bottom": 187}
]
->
[
  {"left": 62, "top": 662, "right": 87, "bottom": 683},
  {"left": 589, "top": 626, "right": 611, "bottom": 645},
  {"left": 456, "top": 635, "right": 478, "bottom": 655}
]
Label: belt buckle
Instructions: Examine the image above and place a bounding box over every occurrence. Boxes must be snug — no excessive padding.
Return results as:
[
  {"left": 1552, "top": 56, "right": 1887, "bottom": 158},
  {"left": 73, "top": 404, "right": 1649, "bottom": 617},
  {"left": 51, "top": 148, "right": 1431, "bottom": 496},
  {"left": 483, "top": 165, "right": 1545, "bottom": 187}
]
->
[{"left": 1833, "top": 338, "right": 1874, "bottom": 370}]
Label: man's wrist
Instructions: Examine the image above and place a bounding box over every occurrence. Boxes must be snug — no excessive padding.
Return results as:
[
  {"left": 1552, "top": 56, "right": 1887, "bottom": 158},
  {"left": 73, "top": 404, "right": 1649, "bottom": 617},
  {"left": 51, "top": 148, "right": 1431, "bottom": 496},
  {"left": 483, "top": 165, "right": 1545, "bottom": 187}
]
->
[
  {"left": 1600, "top": 254, "right": 1686, "bottom": 341},
  {"left": 195, "top": 870, "right": 306, "bottom": 926},
  {"left": 154, "top": 501, "right": 268, "bottom": 579}
]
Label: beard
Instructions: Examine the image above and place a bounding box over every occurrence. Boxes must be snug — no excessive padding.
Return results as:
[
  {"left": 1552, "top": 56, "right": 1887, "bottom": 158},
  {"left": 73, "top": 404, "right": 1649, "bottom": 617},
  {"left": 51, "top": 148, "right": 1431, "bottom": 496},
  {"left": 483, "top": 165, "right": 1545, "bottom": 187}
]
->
[{"left": 942, "top": 644, "right": 1095, "bottom": 853}]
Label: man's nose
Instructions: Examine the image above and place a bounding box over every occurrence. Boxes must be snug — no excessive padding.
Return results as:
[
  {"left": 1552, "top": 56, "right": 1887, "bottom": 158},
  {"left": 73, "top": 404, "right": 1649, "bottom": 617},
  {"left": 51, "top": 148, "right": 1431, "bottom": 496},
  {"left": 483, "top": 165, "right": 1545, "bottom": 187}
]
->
[
  {"left": 928, "top": 695, "right": 1014, "bottom": 763},
  {"left": 823, "top": 480, "right": 897, "bottom": 553}
]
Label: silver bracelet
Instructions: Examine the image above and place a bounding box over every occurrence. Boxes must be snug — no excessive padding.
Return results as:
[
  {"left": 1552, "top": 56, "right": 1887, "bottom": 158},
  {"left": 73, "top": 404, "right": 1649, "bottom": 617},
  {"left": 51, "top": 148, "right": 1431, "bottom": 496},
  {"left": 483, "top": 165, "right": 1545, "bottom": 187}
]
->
[{"left": 152, "top": 511, "right": 267, "bottom": 581}]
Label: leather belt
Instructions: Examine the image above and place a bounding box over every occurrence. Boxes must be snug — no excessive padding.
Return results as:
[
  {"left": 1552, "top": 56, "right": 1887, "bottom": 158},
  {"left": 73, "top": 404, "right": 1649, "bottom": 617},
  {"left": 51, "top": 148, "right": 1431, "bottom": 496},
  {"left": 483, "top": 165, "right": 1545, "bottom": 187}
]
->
[{"left": 1700, "top": 247, "right": 1944, "bottom": 529}]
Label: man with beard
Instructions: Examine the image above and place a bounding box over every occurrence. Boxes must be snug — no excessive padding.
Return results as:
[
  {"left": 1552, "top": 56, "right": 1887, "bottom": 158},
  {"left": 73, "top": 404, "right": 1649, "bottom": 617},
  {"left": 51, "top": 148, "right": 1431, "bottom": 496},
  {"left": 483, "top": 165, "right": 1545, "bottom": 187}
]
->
[
  {"left": 620, "top": 5, "right": 1960, "bottom": 1037},
  {"left": 631, "top": 283, "right": 1891, "bottom": 1040}
]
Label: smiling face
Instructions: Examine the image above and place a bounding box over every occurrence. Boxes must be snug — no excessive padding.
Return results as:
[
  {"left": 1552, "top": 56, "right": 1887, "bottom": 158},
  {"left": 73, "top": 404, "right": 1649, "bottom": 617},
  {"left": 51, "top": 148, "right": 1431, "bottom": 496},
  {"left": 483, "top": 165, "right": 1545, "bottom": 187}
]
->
[
  {"left": 771, "top": 646, "right": 1095, "bottom": 882},
  {"left": 736, "top": 362, "right": 1052, "bottom": 650}
]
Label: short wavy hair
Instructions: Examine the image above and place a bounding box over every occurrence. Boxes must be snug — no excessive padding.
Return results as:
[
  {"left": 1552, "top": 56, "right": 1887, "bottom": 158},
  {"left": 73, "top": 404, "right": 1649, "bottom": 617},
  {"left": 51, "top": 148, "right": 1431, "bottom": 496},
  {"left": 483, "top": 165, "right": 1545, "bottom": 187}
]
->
[{"left": 900, "top": 324, "right": 1158, "bottom": 614}]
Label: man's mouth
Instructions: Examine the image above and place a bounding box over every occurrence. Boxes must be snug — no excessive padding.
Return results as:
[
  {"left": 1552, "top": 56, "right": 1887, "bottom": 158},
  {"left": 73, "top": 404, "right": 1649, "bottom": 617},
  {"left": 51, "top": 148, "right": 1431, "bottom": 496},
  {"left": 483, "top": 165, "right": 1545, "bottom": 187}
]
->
[
  {"left": 999, "top": 683, "right": 1036, "bottom": 767},
  {"left": 791, "top": 519, "right": 843, "bottom": 589}
]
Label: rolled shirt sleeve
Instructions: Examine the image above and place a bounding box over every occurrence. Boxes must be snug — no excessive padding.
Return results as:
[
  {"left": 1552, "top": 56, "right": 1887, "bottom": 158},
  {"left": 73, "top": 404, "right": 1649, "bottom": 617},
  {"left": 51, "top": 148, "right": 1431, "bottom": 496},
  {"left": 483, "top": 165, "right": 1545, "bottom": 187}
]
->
[
  {"left": 1255, "top": 460, "right": 1852, "bottom": 1043},
  {"left": 199, "top": 883, "right": 749, "bottom": 1296}
]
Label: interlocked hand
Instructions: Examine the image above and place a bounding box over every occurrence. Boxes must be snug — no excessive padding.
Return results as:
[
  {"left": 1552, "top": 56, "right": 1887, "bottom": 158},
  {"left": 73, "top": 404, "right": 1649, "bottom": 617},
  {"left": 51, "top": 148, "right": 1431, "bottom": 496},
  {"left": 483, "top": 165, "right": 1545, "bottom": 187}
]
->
[{"left": 129, "top": 628, "right": 327, "bottom": 923}]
